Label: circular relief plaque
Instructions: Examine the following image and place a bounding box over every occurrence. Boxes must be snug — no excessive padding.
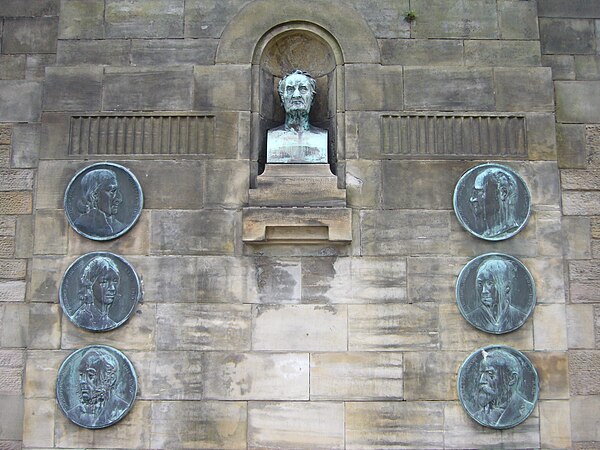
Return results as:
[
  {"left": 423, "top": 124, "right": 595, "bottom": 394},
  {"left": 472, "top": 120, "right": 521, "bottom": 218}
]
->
[
  {"left": 457, "top": 345, "right": 539, "bottom": 430},
  {"left": 56, "top": 345, "right": 138, "bottom": 429},
  {"left": 453, "top": 163, "right": 531, "bottom": 241},
  {"left": 456, "top": 253, "right": 536, "bottom": 335},
  {"left": 59, "top": 252, "right": 141, "bottom": 332},
  {"left": 64, "top": 162, "right": 143, "bottom": 241}
]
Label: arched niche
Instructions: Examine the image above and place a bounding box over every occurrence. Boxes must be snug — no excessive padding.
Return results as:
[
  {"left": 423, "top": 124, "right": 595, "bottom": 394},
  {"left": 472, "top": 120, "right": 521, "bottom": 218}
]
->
[{"left": 251, "top": 23, "right": 344, "bottom": 179}]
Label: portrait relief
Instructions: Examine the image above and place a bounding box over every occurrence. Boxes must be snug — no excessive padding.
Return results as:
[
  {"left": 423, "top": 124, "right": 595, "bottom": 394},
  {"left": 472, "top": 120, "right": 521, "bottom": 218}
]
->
[
  {"left": 64, "top": 162, "right": 143, "bottom": 241},
  {"left": 453, "top": 163, "right": 531, "bottom": 241},
  {"left": 60, "top": 252, "right": 141, "bottom": 332},
  {"left": 456, "top": 253, "right": 536, "bottom": 334},
  {"left": 56, "top": 345, "right": 137, "bottom": 429},
  {"left": 458, "top": 346, "right": 539, "bottom": 429}
]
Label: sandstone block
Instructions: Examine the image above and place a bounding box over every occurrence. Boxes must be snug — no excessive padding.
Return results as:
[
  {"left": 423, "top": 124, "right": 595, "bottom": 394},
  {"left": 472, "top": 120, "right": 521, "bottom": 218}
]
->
[
  {"left": 24, "top": 350, "right": 66, "bottom": 399},
  {"left": 27, "top": 303, "right": 60, "bottom": 350},
  {"left": 539, "top": 0, "right": 600, "bottom": 17},
  {"left": 346, "top": 160, "right": 381, "bottom": 209},
  {"left": 575, "top": 55, "right": 600, "bottom": 80},
  {"left": 540, "top": 18, "right": 595, "bottom": 54},
  {"left": 184, "top": 0, "right": 250, "bottom": 38},
  {"left": 533, "top": 304, "right": 567, "bottom": 351},
  {"left": 0, "top": 170, "right": 34, "bottom": 191},
  {"left": 311, "top": 352, "right": 403, "bottom": 400},
  {"left": 193, "top": 65, "right": 251, "bottom": 111},
  {"left": 571, "top": 396, "right": 600, "bottom": 442},
  {"left": 408, "top": 257, "right": 469, "bottom": 304},
  {"left": 526, "top": 351, "right": 569, "bottom": 400},
  {"left": 2, "top": 17, "right": 58, "bottom": 53},
  {"left": 0, "top": 395, "right": 23, "bottom": 440},
  {"left": 0, "top": 55, "right": 25, "bottom": 80},
  {"left": 0, "top": 217, "right": 15, "bottom": 236},
  {"left": 11, "top": 123, "right": 40, "bottom": 169},
  {"left": 26, "top": 53, "right": 56, "bottom": 81},
  {"left": 252, "top": 304, "right": 347, "bottom": 351},
  {"left": 57, "top": 39, "right": 130, "bottom": 65},
  {"left": 22, "top": 398, "right": 54, "bottom": 448},
  {"left": 348, "top": 304, "right": 438, "bottom": 351},
  {"left": 562, "top": 168, "right": 600, "bottom": 190},
  {"left": 0, "top": 350, "right": 23, "bottom": 368},
  {"left": 32, "top": 210, "right": 66, "bottom": 255},
  {"left": 346, "top": 401, "right": 444, "bottom": 449},
  {"left": 14, "top": 216, "right": 31, "bottom": 259},
  {"left": 204, "top": 352, "right": 309, "bottom": 400},
  {"left": 55, "top": 400, "right": 151, "bottom": 448},
  {"left": 29, "top": 256, "right": 70, "bottom": 303},
  {"left": 0, "top": 237, "right": 14, "bottom": 258},
  {"left": 157, "top": 304, "right": 250, "bottom": 351},
  {"left": 151, "top": 210, "right": 237, "bottom": 255},
  {"left": 0, "top": 192, "right": 32, "bottom": 215},
  {"left": 0, "top": 304, "right": 27, "bottom": 348},
  {"left": 58, "top": 0, "right": 104, "bottom": 39},
  {"left": 360, "top": 210, "right": 451, "bottom": 256},
  {"left": 345, "top": 64, "right": 403, "bottom": 111},
  {"left": 380, "top": 39, "right": 463, "bottom": 66},
  {"left": 345, "top": 0, "right": 409, "bottom": 38},
  {"left": 301, "top": 256, "right": 406, "bottom": 304},
  {"left": 105, "top": 0, "right": 184, "bottom": 38},
  {"left": 42, "top": 66, "right": 103, "bottom": 111},
  {"left": 36, "top": 160, "right": 86, "bottom": 209},
  {"left": 0, "top": 126, "right": 11, "bottom": 146},
  {"left": 526, "top": 113, "right": 557, "bottom": 161},
  {"left": 540, "top": 400, "right": 572, "bottom": 449},
  {"left": 465, "top": 40, "right": 541, "bottom": 66},
  {"left": 151, "top": 401, "right": 246, "bottom": 449},
  {"left": 569, "top": 351, "right": 600, "bottom": 396},
  {"left": 495, "top": 67, "right": 554, "bottom": 112},
  {"left": 498, "top": 0, "right": 539, "bottom": 39},
  {"left": 542, "top": 55, "right": 576, "bottom": 80},
  {"left": 557, "top": 81, "right": 600, "bottom": 123},
  {"left": 0, "top": 367, "right": 21, "bottom": 394},
  {"left": 536, "top": 210, "right": 564, "bottom": 257},
  {"left": 521, "top": 257, "right": 565, "bottom": 303},
  {"left": 564, "top": 191, "right": 600, "bottom": 216},
  {"left": 411, "top": 0, "right": 499, "bottom": 39},
  {"left": 0, "top": 147, "right": 8, "bottom": 168},
  {"left": 0, "top": 0, "right": 58, "bottom": 17},
  {"left": 345, "top": 112, "right": 380, "bottom": 160},
  {"left": 0, "top": 81, "right": 41, "bottom": 122},
  {"left": 248, "top": 402, "right": 343, "bottom": 450},
  {"left": 568, "top": 305, "right": 596, "bottom": 349},
  {"left": 405, "top": 67, "right": 494, "bottom": 111},
  {"left": 0, "top": 281, "right": 25, "bottom": 303},
  {"left": 404, "top": 351, "right": 468, "bottom": 401},
  {"left": 570, "top": 260, "right": 600, "bottom": 303},
  {"left": 104, "top": 66, "right": 194, "bottom": 111},
  {"left": 557, "top": 124, "right": 586, "bottom": 168},
  {"left": 40, "top": 113, "right": 70, "bottom": 160},
  {"left": 131, "top": 38, "right": 217, "bottom": 65},
  {"left": 439, "top": 303, "right": 533, "bottom": 350},
  {"left": 205, "top": 160, "right": 249, "bottom": 208},
  {"left": 250, "top": 257, "right": 301, "bottom": 303}
]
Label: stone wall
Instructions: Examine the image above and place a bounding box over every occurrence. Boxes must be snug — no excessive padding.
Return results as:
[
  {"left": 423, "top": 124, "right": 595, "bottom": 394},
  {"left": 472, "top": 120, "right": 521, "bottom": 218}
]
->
[{"left": 0, "top": 0, "right": 594, "bottom": 448}]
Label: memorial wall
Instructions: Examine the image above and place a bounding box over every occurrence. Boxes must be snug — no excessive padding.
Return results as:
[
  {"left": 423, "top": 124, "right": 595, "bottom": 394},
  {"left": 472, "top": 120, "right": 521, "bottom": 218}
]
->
[{"left": 0, "top": 0, "right": 598, "bottom": 448}]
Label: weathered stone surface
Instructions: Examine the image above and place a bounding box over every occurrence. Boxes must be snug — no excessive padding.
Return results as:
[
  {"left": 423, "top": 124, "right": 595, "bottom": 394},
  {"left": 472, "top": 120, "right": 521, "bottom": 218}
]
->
[
  {"left": 57, "top": 39, "right": 130, "bottom": 65},
  {"left": 498, "top": 0, "right": 539, "bottom": 39},
  {"left": 0, "top": 192, "right": 32, "bottom": 215},
  {"left": 0, "top": 238, "right": 14, "bottom": 258},
  {"left": 345, "top": 64, "right": 403, "bottom": 111},
  {"left": 27, "top": 303, "right": 60, "bottom": 350},
  {"left": 14, "top": 216, "right": 32, "bottom": 260},
  {"left": 301, "top": 256, "right": 406, "bottom": 304},
  {"left": 527, "top": 113, "right": 557, "bottom": 161},
  {"left": 62, "top": 303, "right": 155, "bottom": 350},
  {"left": 252, "top": 304, "right": 347, "bottom": 351},
  {"left": 539, "top": 0, "right": 600, "bottom": 17},
  {"left": 537, "top": 211, "right": 564, "bottom": 257},
  {"left": 408, "top": 257, "right": 469, "bottom": 304},
  {"left": 540, "top": 18, "right": 595, "bottom": 54},
  {"left": 32, "top": 210, "right": 66, "bottom": 256},
  {"left": 151, "top": 210, "right": 237, "bottom": 255},
  {"left": 157, "top": 304, "right": 250, "bottom": 351},
  {"left": 347, "top": 402, "right": 444, "bottom": 449},
  {"left": 0, "top": 281, "right": 25, "bottom": 303},
  {"left": 382, "top": 161, "right": 468, "bottom": 210},
  {"left": 542, "top": 54, "right": 576, "bottom": 80},
  {"left": 0, "top": 350, "right": 23, "bottom": 368},
  {"left": 0, "top": 55, "right": 25, "bottom": 80},
  {"left": 24, "top": 350, "right": 66, "bottom": 399},
  {"left": 570, "top": 261, "right": 600, "bottom": 303},
  {"left": 55, "top": 401, "right": 151, "bottom": 448},
  {"left": 346, "top": 160, "right": 381, "bottom": 209},
  {"left": 465, "top": 40, "right": 541, "bottom": 66},
  {"left": 40, "top": 113, "right": 70, "bottom": 160},
  {"left": 0, "top": 127, "right": 11, "bottom": 146},
  {"left": 205, "top": 160, "right": 249, "bottom": 208},
  {"left": 411, "top": 0, "right": 498, "bottom": 38},
  {"left": 562, "top": 217, "right": 591, "bottom": 259},
  {"left": 0, "top": 395, "right": 23, "bottom": 440},
  {"left": 0, "top": 170, "right": 34, "bottom": 191},
  {"left": 184, "top": 0, "right": 250, "bottom": 38},
  {"left": 575, "top": 55, "right": 600, "bottom": 80},
  {"left": 571, "top": 396, "right": 600, "bottom": 442},
  {"left": 439, "top": 303, "right": 533, "bottom": 350},
  {"left": 2, "top": 17, "right": 58, "bottom": 53},
  {"left": 588, "top": 124, "right": 600, "bottom": 167},
  {"left": 360, "top": 210, "right": 451, "bottom": 256},
  {"left": 404, "top": 351, "right": 466, "bottom": 401},
  {"left": 346, "top": 0, "right": 409, "bottom": 38},
  {"left": 534, "top": 304, "right": 568, "bottom": 351},
  {"left": 526, "top": 352, "right": 569, "bottom": 400},
  {"left": 0, "top": 218, "right": 15, "bottom": 237},
  {"left": 0, "top": 0, "right": 58, "bottom": 17},
  {"left": 568, "top": 305, "right": 596, "bottom": 349},
  {"left": 104, "top": 66, "right": 194, "bottom": 111},
  {"left": 248, "top": 402, "right": 344, "bottom": 450},
  {"left": 557, "top": 124, "right": 586, "bottom": 168},
  {"left": 11, "top": 123, "right": 40, "bottom": 169},
  {"left": 0, "top": 81, "right": 41, "bottom": 122},
  {"left": 562, "top": 168, "right": 600, "bottom": 190},
  {"left": 310, "top": 352, "right": 403, "bottom": 400},
  {"left": 151, "top": 401, "right": 246, "bottom": 449},
  {"left": 495, "top": 67, "right": 554, "bottom": 111},
  {"left": 0, "top": 147, "right": 8, "bottom": 168},
  {"left": 540, "top": 400, "right": 572, "bottom": 449},
  {"left": 521, "top": 258, "right": 565, "bottom": 304},
  {"left": 26, "top": 53, "right": 56, "bottom": 81},
  {"left": 380, "top": 39, "right": 463, "bottom": 66},
  {"left": 444, "top": 401, "right": 540, "bottom": 449},
  {"left": 105, "top": 0, "right": 184, "bottom": 38},
  {"left": 58, "top": 0, "right": 104, "bottom": 39},
  {"left": 345, "top": 112, "right": 379, "bottom": 160},
  {"left": 131, "top": 38, "right": 217, "bottom": 65},
  {"left": 404, "top": 68, "right": 494, "bottom": 111},
  {"left": 557, "top": 81, "right": 600, "bottom": 123},
  {"left": 251, "top": 257, "right": 301, "bottom": 303},
  {"left": 0, "top": 367, "right": 21, "bottom": 394},
  {"left": 193, "top": 65, "right": 251, "bottom": 111},
  {"left": 570, "top": 351, "right": 600, "bottom": 396},
  {"left": 204, "top": 352, "right": 309, "bottom": 400},
  {"left": 564, "top": 191, "right": 600, "bottom": 215},
  {"left": 29, "top": 257, "right": 70, "bottom": 303},
  {"left": 348, "top": 304, "right": 438, "bottom": 351},
  {"left": 22, "top": 398, "right": 54, "bottom": 448}
]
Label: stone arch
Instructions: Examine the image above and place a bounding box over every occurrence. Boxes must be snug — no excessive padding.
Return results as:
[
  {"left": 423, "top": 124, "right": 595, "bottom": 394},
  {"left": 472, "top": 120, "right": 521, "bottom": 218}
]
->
[{"left": 216, "top": 0, "right": 380, "bottom": 64}]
